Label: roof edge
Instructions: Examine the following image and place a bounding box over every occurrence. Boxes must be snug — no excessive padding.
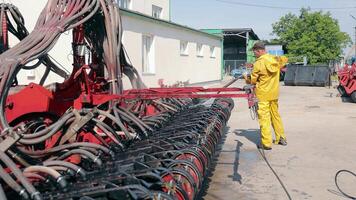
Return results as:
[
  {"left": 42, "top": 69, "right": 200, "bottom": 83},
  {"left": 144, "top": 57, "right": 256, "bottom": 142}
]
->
[{"left": 120, "top": 9, "right": 222, "bottom": 40}]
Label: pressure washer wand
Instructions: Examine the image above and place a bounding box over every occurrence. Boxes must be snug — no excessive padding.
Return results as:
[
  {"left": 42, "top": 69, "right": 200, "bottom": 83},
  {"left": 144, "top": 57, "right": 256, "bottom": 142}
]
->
[{"left": 218, "top": 76, "right": 240, "bottom": 93}]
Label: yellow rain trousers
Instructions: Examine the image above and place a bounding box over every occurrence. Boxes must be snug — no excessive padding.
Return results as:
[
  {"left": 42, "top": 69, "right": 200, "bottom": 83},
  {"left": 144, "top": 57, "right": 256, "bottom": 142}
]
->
[
  {"left": 250, "top": 54, "right": 288, "bottom": 147},
  {"left": 257, "top": 100, "right": 285, "bottom": 147}
]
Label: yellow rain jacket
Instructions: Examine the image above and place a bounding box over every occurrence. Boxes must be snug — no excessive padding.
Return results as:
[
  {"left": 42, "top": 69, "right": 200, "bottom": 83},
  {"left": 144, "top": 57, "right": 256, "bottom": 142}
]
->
[{"left": 250, "top": 54, "right": 288, "bottom": 101}]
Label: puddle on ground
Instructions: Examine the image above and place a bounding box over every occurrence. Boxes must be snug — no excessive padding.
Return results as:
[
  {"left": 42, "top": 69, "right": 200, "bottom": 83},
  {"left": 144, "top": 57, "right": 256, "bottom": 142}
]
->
[{"left": 240, "top": 150, "right": 260, "bottom": 163}]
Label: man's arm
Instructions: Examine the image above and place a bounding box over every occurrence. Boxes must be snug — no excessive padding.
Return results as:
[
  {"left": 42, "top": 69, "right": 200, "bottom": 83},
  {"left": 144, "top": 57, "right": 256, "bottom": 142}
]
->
[
  {"left": 277, "top": 56, "right": 288, "bottom": 69},
  {"left": 250, "top": 62, "right": 260, "bottom": 85}
]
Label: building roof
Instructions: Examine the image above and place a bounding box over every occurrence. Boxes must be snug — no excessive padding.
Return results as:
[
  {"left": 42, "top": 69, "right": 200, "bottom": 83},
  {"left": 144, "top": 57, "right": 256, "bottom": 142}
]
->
[
  {"left": 120, "top": 9, "right": 222, "bottom": 40},
  {"left": 201, "top": 28, "right": 259, "bottom": 40}
]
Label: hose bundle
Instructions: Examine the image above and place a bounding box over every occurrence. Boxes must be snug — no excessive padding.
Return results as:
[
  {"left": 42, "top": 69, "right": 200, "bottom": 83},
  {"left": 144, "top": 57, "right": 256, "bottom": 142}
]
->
[
  {"left": 0, "top": 1, "right": 123, "bottom": 199},
  {"left": 0, "top": 1, "right": 237, "bottom": 200}
]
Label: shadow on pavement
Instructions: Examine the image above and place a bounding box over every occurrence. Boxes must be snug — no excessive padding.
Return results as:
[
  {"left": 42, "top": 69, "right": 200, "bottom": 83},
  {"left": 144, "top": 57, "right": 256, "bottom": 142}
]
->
[
  {"left": 196, "top": 126, "right": 230, "bottom": 200},
  {"left": 233, "top": 129, "right": 261, "bottom": 146},
  {"left": 225, "top": 140, "right": 243, "bottom": 183},
  {"left": 341, "top": 96, "right": 355, "bottom": 103}
]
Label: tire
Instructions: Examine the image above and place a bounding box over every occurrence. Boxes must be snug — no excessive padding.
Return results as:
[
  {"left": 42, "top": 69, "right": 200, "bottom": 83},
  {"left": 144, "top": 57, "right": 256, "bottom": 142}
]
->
[
  {"left": 351, "top": 92, "right": 356, "bottom": 103},
  {"left": 337, "top": 85, "right": 347, "bottom": 97}
]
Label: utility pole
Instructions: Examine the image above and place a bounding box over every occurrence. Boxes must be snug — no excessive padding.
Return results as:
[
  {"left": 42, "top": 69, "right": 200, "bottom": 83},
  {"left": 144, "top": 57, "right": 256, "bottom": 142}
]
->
[{"left": 351, "top": 15, "right": 356, "bottom": 57}]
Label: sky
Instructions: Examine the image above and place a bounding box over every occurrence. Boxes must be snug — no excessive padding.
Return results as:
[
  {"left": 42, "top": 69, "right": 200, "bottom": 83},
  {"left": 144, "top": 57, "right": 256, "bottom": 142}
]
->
[{"left": 171, "top": 0, "right": 356, "bottom": 55}]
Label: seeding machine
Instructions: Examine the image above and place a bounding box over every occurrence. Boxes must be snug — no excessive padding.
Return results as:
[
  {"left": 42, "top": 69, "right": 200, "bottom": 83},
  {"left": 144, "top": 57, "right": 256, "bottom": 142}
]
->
[
  {"left": 0, "top": 1, "right": 256, "bottom": 200},
  {"left": 337, "top": 62, "right": 356, "bottom": 102}
]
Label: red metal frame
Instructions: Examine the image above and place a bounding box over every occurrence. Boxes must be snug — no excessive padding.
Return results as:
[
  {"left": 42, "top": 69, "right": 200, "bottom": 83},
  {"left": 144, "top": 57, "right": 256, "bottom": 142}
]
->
[
  {"left": 4, "top": 20, "right": 256, "bottom": 124},
  {"left": 338, "top": 63, "right": 356, "bottom": 95},
  {"left": 0, "top": 6, "right": 255, "bottom": 200},
  {"left": 5, "top": 84, "right": 254, "bottom": 122},
  {"left": 4, "top": 18, "right": 255, "bottom": 154}
]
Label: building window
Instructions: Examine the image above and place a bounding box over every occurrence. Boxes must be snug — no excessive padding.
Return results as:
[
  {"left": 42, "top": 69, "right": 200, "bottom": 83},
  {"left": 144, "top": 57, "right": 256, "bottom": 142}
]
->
[
  {"left": 180, "top": 41, "right": 188, "bottom": 56},
  {"left": 196, "top": 43, "right": 203, "bottom": 57},
  {"left": 118, "top": 0, "right": 131, "bottom": 9},
  {"left": 142, "top": 35, "right": 155, "bottom": 74},
  {"left": 152, "top": 5, "right": 162, "bottom": 19},
  {"left": 210, "top": 46, "right": 216, "bottom": 58}
]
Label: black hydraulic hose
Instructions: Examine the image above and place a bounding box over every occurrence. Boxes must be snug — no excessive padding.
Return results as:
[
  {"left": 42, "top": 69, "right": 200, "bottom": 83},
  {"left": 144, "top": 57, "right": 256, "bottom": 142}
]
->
[
  {"left": 7, "top": 149, "right": 31, "bottom": 167},
  {"left": 5, "top": 4, "right": 68, "bottom": 79},
  {"left": 335, "top": 170, "right": 356, "bottom": 199},
  {"left": 0, "top": 183, "right": 7, "bottom": 200},
  {"left": 140, "top": 119, "right": 159, "bottom": 128},
  {"left": 257, "top": 147, "right": 292, "bottom": 200},
  {"left": 39, "top": 64, "right": 51, "bottom": 85},
  {"left": 91, "top": 118, "right": 124, "bottom": 147},
  {"left": 79, "top": 147, "right": 99, "bottom": 156},
  {"left": 163, "top": 100, "right": 181, "bottom": 111},
  {"left": 22, "top": 112, "right": 74, "bottom": 139},
  {"left": 19, "top": 114, "right": 75, "bottom": 144},
  {"left": 80, "top": 196, "right": 95, "bottom": 200},
  {"left": 23, "top": 172, "right": 46, "bottom": 182},
  {"left": 87, "top": 124, "right": 112, "bottom": 147},
  {"left": 114, "top": 106, "right": 150, "bottom": 134},
  {"left": 57, "top": 149, "right": 102, "bottom": 166},
  {"left": 23, "top": 166, "right": 67, "bottom": 189},
  {"left": 18, "top": 142, "right": 112, "bottom": 157},
  {"left": 0, "top": 0, "right": 103, "bottom": 129},
  {"left": 98, "top": 0, "right": 121, "bottom": 94},
  {"left": 0, "top": 151, "right": 41, "bottom": 200},
  {"left": 11, "top": 5, "right": 25, "bottom": 24},
  {"left": 21, "top": 58, "right": 43, "bottom": 70},
  {"left": 68, "top": 0, "right": 100, "bottom": 30},
  {"left": 9, "top": 146, "right": 40, "bottom": 166},
  {"left": 98, "top": 109, "right": 132, "bottom": 139},
  {"left": 0, "top": 64, "right": 18, "bottom": 129},
  {"left": 0, "top": 2, "right": 127, "bottom": 197},
  {"left": 43, "top": 160, "right": 87, "bottom": 179},
  {"left": 153, "top": 100, "right": 177, "bottom": 112},
  {"left": 118, "top": 106, "right": 153, "bottom": 131},
  {"left": 41, "top": 56, "right": 69, "bottom": 78},
  {"left": 119, "top": 34, "right": 146, "bottom": 88},
  {"left": 8, "top": 6, "right": 23, "bottom": 28},
  {"left": 0, "top": 165, "right": 28, "bottom": 199}
]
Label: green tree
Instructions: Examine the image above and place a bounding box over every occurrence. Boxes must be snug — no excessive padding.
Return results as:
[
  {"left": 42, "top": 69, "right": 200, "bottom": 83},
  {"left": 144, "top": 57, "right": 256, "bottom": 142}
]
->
[{"left": 272, "top": 8, "right": 351, "bottom": 64}]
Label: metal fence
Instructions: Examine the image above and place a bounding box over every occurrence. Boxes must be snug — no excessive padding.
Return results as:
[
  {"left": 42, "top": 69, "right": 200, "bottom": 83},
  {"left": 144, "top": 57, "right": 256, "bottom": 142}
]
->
[{"left": 224, "top": 60, "right": 246, "bottom": 74}]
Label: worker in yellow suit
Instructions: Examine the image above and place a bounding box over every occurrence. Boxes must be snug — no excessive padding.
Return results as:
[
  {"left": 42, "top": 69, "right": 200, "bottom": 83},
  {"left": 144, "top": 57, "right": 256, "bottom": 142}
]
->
[{"left": 244, "top": 42, "right": 288, "bottom": 150}]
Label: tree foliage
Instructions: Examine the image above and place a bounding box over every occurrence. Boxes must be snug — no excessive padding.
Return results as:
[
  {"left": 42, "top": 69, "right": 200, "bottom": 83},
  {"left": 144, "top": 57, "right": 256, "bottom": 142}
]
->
[{"left": 272, "top": 8, "right": 351, "bottom": 64}]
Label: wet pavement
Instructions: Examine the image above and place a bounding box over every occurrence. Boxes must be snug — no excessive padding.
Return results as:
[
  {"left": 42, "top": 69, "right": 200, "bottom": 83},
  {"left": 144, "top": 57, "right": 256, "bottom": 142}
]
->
[{"left": 202, "top": 80, "right": 356, "bottom": 200}]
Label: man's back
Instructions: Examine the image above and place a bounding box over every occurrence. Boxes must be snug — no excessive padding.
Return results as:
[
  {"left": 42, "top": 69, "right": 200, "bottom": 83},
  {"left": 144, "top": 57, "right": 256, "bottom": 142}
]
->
[{"left": 252, "top": 54, "right": 283, "bottom": 101}]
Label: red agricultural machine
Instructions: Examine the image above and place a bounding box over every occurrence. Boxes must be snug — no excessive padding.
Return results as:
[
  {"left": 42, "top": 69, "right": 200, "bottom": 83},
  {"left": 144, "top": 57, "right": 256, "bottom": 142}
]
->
[
  {"left": 0, "top": 1, "right": 256, "bottom": 200},
  {"left": 337, "top": 61, "right": 356, "bottom": 102}
]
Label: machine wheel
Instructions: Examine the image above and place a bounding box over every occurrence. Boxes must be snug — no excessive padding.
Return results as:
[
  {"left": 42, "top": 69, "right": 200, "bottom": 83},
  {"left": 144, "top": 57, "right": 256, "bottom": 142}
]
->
[
  {"left": 337, "top": 85, "right": 347, "bottom": 97},
  {"left": 351, "top": 92, "right": 356, "bottom": 103}
]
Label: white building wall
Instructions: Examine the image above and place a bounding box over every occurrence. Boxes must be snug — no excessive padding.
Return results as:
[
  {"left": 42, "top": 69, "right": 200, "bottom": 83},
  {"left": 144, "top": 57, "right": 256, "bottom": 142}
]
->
[
  {"left": 7, "top": 1, "right": 221, "bottom": 88},
  {"left": 130, "top": 0, "right": 170, "bottom": 20},
  {"left": 122, "top": 12, "right": 222, "bottom": 87}
]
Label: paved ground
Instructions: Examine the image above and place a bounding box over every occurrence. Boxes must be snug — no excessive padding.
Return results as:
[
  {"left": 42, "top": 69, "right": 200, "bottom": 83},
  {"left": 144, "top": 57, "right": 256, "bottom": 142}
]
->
[{"left": 202, "top": 80, "right": 356, "bottom": 200}]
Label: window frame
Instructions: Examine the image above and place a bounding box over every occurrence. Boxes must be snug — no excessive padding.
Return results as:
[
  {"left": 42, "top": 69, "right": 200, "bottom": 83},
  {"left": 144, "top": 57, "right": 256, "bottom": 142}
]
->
[
  {"left": 210, "top": 46, "right": 216, "bottom": 58},
  {"left": 152, "top": 5, "right": 163, "bottom": 19},
  {"left": 118, "top": 0, "right": 131, "bottom": 9},
  {"left": 180, "top": 41, "right": 189, "bottom": 56},
  {"left": 142, "top": 34, "right": 155, "bottom": 74},
  {"left": 196, "top": 43, "right": 203, "bottom": 57}
]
